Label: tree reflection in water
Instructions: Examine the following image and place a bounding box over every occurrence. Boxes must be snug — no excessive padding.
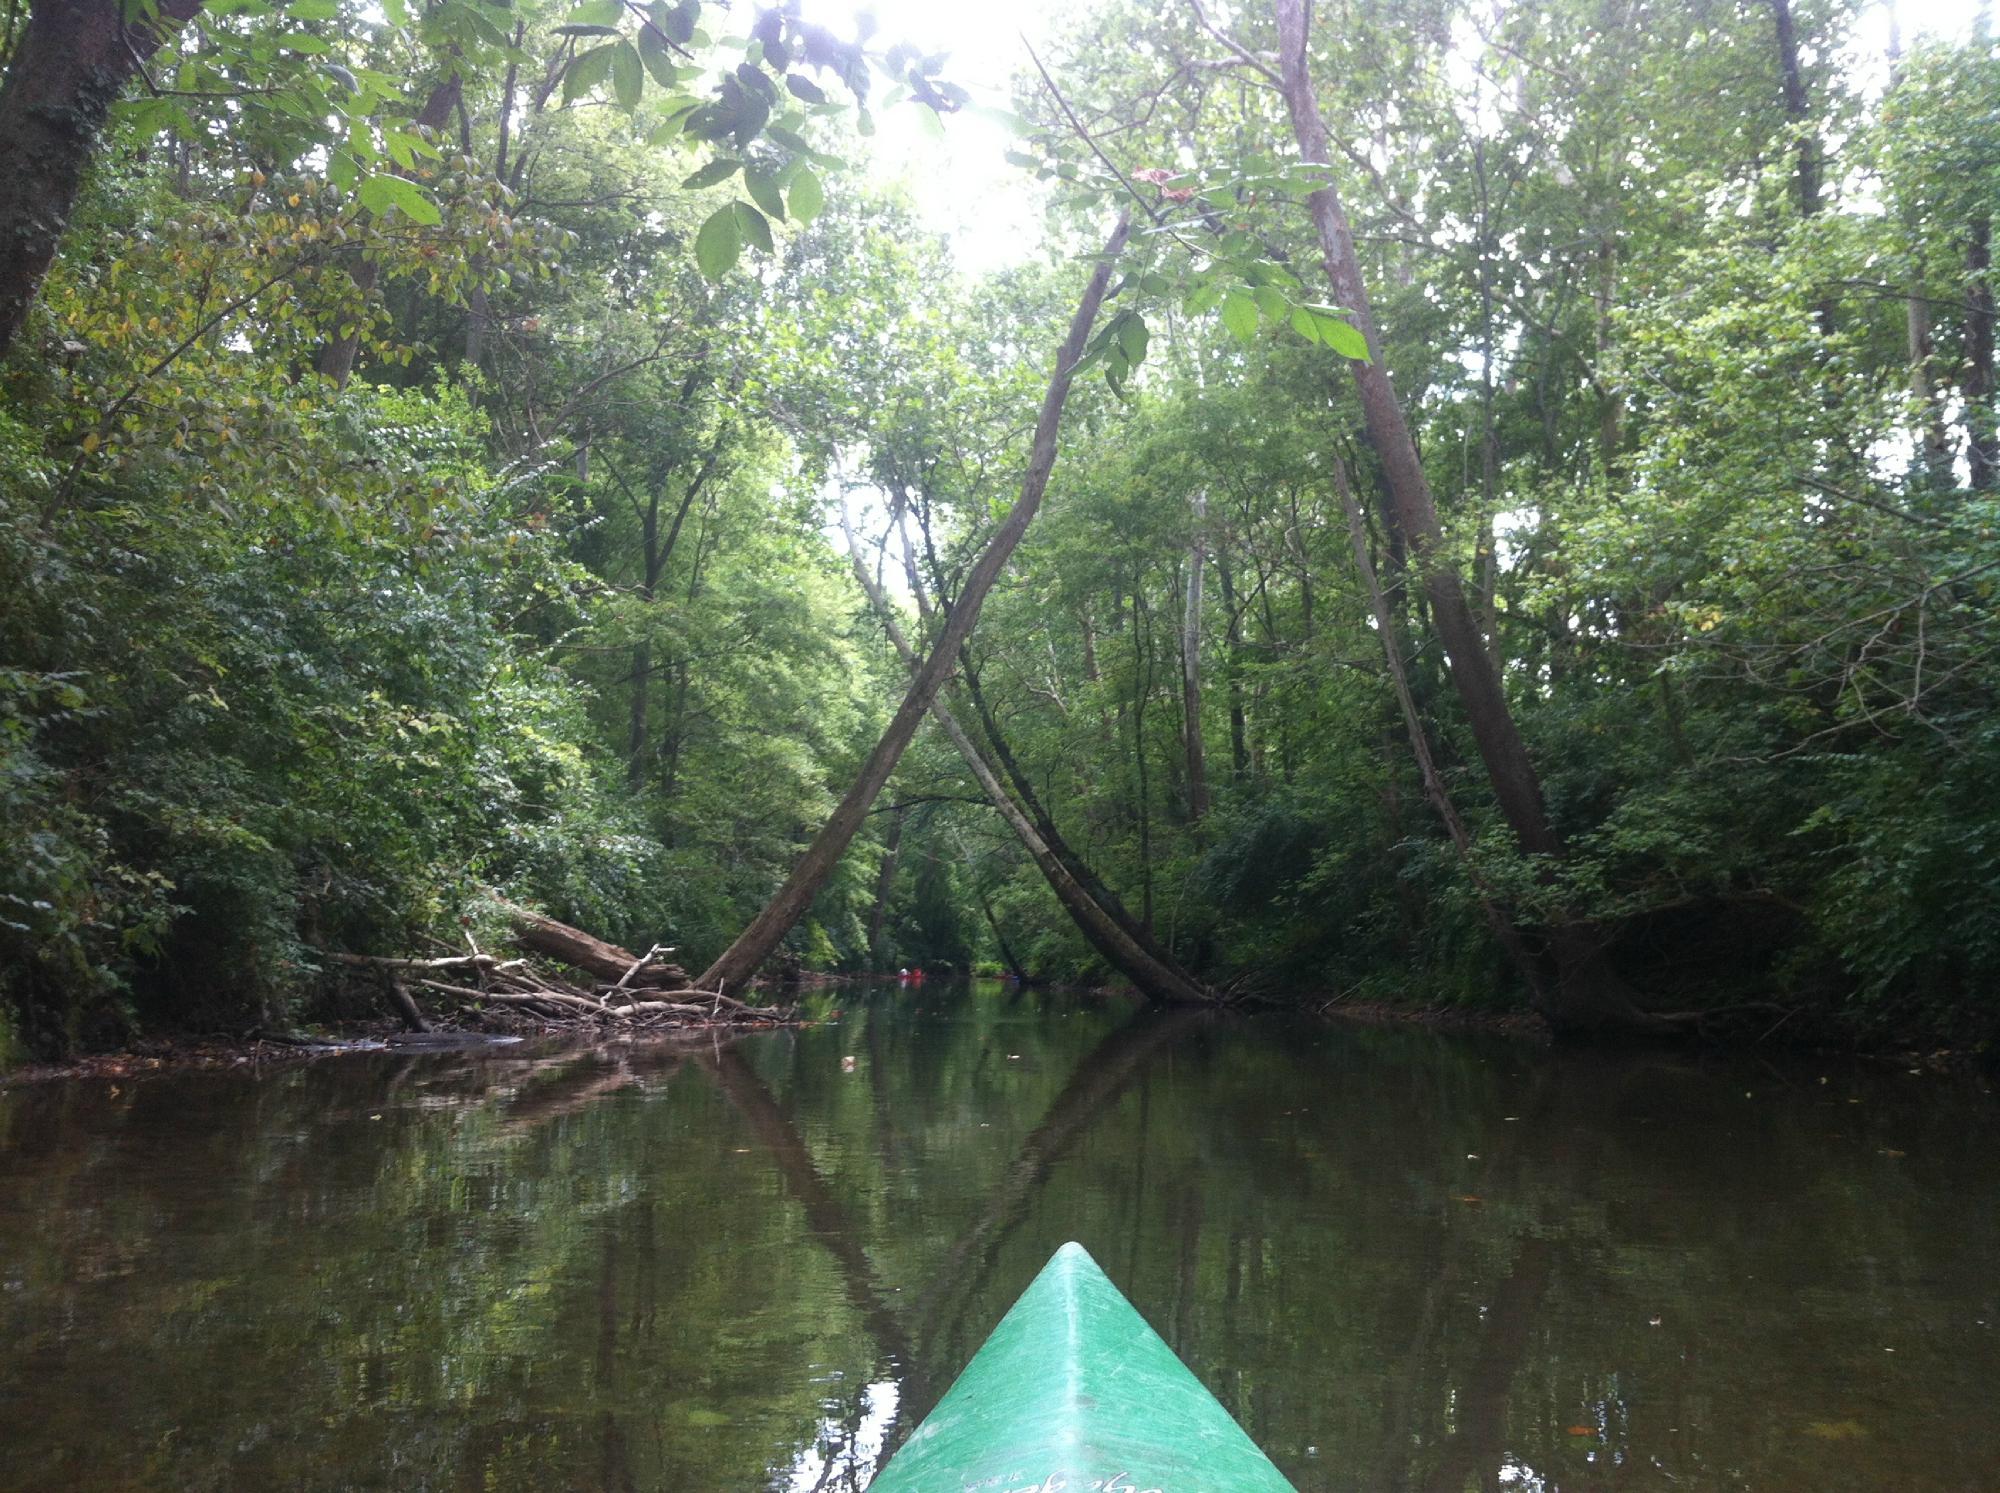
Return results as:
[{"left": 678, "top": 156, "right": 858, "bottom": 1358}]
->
[{"left": 0, "top": 983, "right": 1996, "bottom": 1492}]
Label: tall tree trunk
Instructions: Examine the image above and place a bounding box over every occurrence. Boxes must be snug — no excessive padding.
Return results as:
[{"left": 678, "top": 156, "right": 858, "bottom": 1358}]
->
[
  {"left": 615, "top": 415, "right": 724, "bottom": 787},
  {"left": 1886, "top": 20, "right": 1953, "bottom": 485},
  {"left": 1214, "top": 549, "right": 1251, "bottom": 782},
  {"left": 906, "top": 467, "right": 1181, "bottom": 971},
  {"left": 1969, "top": 215, "right": 1997, "bottom": 493},
  {"left": 1273, "top": 0, "right": 1662, "bottom": 1032},
  {"left": 661, "top": 662, "right": 688, "bottom": 807},
  {"left": 0, "top": 0, "right": 206, "bottom": 361},
  {"left": 1770, "top": 0, "right": 1822, "bottom": 219},
  {"left": 465, "top": 285, "right": 490, "bottom": 373},
  {"left": 1770, "top": 0, "right": 1838, "bottom": 338},
  {"left": 1131, "top": 590, "right": 1156, "bottom": 934},
  {"left": 963, "top": 853, "right": 1031, "bottom": 986},
  {"left": 627, "top": 640, "right": 652, "bottom": 786},
  {"left": 1474, "top": 131, "right": 1504, "bottom": 669},
  {"left": 866, "top": 807, "right": 904, "bottom": 969},
  {"left": 1592, "top": 241, "right": 1624, "bottom": 470},
  {"left": 695, "top": 218, "right": 1131, "bottom": 995},
  {"left": 1907, "top": 286, "right": 1953, "bottom": 484},
  {"left": 625, "top": 475, "right": 662, "bottom": 786},
  {"left": 1181, "top": 491, "right": 1211, "bottom": 822}
]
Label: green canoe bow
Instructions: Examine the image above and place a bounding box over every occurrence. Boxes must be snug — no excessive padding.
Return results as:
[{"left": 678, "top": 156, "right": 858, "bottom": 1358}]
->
[{"left": 867, "top": 1241, "right": 1298, "bottom": 1493}]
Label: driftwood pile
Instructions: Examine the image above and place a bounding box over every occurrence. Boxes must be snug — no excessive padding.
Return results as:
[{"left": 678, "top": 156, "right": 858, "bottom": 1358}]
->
[{"left": 329, "top": 901, "right": 792, "bottom": 1032}]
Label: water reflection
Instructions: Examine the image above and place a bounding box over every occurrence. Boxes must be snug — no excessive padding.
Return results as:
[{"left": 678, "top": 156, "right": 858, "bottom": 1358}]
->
[{"left": 0, "top": 985, "right": 1996, "bottom": 1491}]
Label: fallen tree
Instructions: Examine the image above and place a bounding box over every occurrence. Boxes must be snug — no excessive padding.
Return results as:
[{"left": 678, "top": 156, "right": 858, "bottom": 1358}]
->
[
  {"left": 495, "top": 899, "right": 692, "bottom": 990},
  {"left": 323, "top": 903, "right": 789, "bottom": 1031}
]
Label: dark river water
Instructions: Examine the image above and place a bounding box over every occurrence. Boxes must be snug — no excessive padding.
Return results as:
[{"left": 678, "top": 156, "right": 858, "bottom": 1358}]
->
[{"left": 1, "top": 983, "right": 1996, "bottom": 1491}]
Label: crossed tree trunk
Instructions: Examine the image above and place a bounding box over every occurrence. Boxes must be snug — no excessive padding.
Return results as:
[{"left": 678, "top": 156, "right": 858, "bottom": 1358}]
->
[{"left": 697, "top": 218, "right": 1132, "bottom": 995}]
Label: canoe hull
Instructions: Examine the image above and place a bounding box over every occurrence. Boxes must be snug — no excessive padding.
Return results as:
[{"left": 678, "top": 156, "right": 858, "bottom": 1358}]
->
[{"left": 867, "top": 1241, "right": 1298, "bottom": 1492}]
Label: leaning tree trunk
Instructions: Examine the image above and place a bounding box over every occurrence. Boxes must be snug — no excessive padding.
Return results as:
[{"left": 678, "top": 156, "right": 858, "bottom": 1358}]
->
[
  {"left": 1273, "top": 0, "right": 1555, "bottom": 863},
  {"left": 1272, "top": 0, "right": 1664, "bottom": 1033},
  {"left": 955, "top": 833, "right": 1032, "bottom": 986},
  {"left": 1331, "top": 455, "right": 1544, "bottom": 993},
  {"left": 696, "top": 216, "right": 1132, "bottom": 995},
  {"left": 841, "top": 504, "right": 1215, "bottom": 1006},
  {"left": 958, "top": 652, "right": 1185, "bottom": 971},
  {"left": 0, "top": 0, "right": 207, "bottom": 361},
  {"left": 1180, "top": 490, "right": 1211, "bottom": 822}
]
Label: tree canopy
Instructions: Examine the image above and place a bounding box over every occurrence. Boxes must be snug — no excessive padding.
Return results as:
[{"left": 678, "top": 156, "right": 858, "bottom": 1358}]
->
[{"left": 2, "top": 0, "right": 1997, "bottom": 1060}]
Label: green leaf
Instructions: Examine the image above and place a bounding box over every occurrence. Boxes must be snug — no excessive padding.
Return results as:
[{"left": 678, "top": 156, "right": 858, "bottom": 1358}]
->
[
  {"left": 459, "top": 5, "right": 510, "bottom": 47},
  {"left": 732, "top": 200, "right": 773, "bottom": 254},
  {"left": 968, "top": 104, "right": 1029, "bottom": 134},
  {"left": 787, "top": 165, "right": 823, "bottom": 224},
  {"left": 744, "top": 165, "right": 785, "bottom": 220},
  {"left": 289, "top": 0, "right": 336, "bottom": 18},
  {"left": 1115, "top": 311, "right": 1149, "bottom": 366},
  {"left": 785, "top": 74, "right": 826, "bottom": 105},
  {"left": 564, "top": 0, "right": 621, "bottom": 23},
  {"left": 610, "top": 39, "right": 643, "bottom": 110},
  {"left": 637, "top": 25, "right": 677, "bottom": 88},
  {"left": 1220, "top": 288, "right": 1258, "bottom": 346},
  {"left": 912, "top": 102, "right": 946, "bottom": 140},
  {"left": 694, "top": 203, "right": 740, "bottom": 279},
  {"left": 358, "top": 173, "right": 441, "bottom": 226},
  {"left": 661, "top": 0, "right": 696, "bottom": 44},
  {"left": 647, "top": 100, "right": 697, "bottom": 145},
  {"left": 1069, "top": 339, "right": 1110, "bottom": 378},
  {"left": 563, "top": 43, "right": 616, "bottom": 105},
  {"left": 1106, "top": 347, "right": 1133, "bottom": 398},
  {"left": 682, "top": 156, "right": 740, "bottom": 189},
  {"left": 1313, "top": 311, "right": 1369, "bottom": 360},
  {"left": 553, "top": 23, "right": 620, "bottom": 36}
]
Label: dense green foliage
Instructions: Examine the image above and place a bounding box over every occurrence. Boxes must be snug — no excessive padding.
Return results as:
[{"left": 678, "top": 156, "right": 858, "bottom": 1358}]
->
[{"left": 1, "top": 0, "right": 1997, "bottom": 1056}]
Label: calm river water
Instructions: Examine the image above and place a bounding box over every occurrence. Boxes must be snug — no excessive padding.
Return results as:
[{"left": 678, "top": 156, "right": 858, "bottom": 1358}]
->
[{"left": 1, "top": 983, "right": 1996, "bottom": 1491}]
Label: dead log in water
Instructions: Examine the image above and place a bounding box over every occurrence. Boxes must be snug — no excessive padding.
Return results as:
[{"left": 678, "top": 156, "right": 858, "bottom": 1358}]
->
[
  {"left": 495, "top": 901, "right": 691, "bottom": 990},
  {"left": 320, "top": 904, "right": 791, "bottom": 1030}
]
